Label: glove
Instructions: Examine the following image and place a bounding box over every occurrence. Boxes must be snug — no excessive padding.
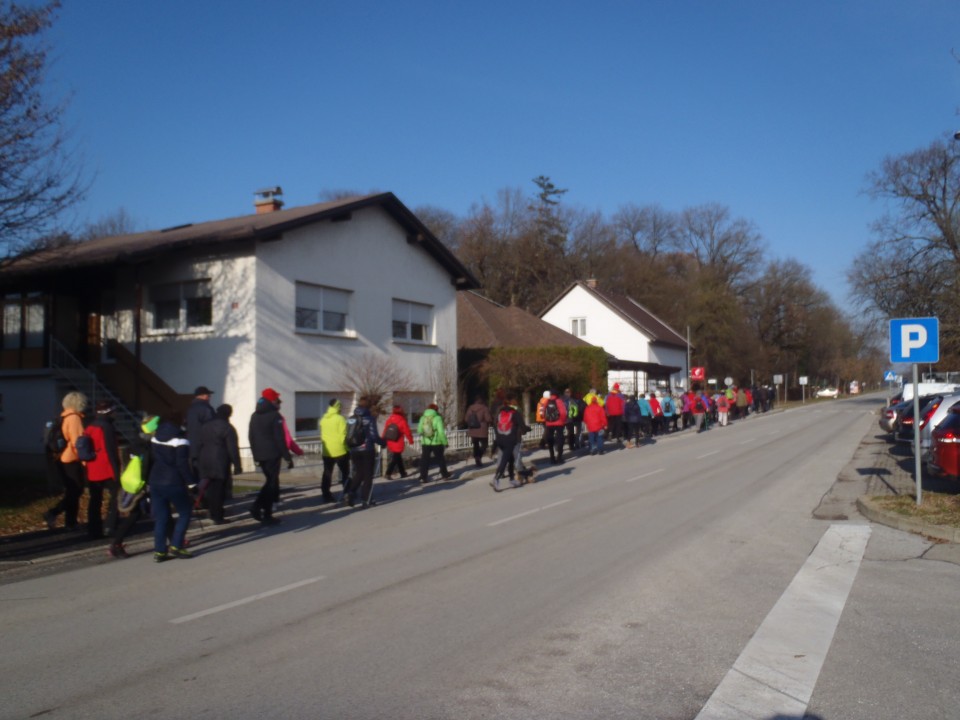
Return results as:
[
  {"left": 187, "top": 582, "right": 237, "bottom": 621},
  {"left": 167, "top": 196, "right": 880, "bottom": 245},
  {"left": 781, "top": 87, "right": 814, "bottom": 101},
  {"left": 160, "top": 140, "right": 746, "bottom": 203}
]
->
[{"left": 287, "top": 459, "right": 295, "bottom": 470}]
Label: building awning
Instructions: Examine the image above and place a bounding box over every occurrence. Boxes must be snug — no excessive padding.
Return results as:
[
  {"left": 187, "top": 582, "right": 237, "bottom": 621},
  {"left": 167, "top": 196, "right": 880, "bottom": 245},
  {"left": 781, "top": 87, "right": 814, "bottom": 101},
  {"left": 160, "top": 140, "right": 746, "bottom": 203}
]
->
[{"left": 607, "top": 358, "right": 681, "bottom": 378}]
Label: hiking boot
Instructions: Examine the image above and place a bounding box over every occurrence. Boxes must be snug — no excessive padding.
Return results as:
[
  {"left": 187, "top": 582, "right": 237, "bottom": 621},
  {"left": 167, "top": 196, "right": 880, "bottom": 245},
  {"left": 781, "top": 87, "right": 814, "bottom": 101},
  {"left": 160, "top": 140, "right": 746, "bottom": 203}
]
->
[
  {"left": 261, "top": 516, "right": 282, "bottom": 525},
  {"left": 489, "top": 477, "right": 502, "bottom": 493},
  {"left": 321, "top": 492, "right": 337, "bottom": 504},
  {"left": 154, "top": 551, "right": 171, "bottom": 563},
  {"left": 107, "top": 543, "right": 128, "bottom": 559},
  {"left": 249, "top": 506, "right": 263, "bottom": 522},
  {"left": 169, "top": 546, "right": 194, "bottom": 559}
]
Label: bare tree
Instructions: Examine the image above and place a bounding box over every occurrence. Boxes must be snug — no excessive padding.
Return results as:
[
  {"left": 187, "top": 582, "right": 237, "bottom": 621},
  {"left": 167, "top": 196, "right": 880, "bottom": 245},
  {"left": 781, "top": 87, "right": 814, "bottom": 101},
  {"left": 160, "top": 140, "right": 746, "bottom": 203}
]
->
[
  {"left": 0, "top": 1, "right": 85, "bottom": 256},
  {"left": 338, "top": 352, "right": 416, "bottom": 417},
  {"left": 675, "top": 204, "right": 765, "bottom": 291},
  {"left": 427, "top": 346, "right": 458, "bottom": 428}
]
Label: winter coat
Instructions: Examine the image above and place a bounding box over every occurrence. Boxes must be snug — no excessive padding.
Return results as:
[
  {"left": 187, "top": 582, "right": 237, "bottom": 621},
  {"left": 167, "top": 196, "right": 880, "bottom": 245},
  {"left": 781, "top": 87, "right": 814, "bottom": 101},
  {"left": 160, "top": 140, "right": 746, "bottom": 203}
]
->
[
  {"left": 320, "top": 403, "right": 348, "bottom": 458},
  {"left": 186, "top": 398, "right": 215, "bottom": 460},
  {"left": 493, "top": 406, "right": 527, "bottom": 448},
  {"left": 59, "top": 409, "right": 85, "bottom": 464},
  {"left": 417, "top": 409, "right": 447, "bottom": 446},
  {"left": 197, "top": 417, "right": 241, "bottom": 480},
  {"left": 583, "top": 400, "right": 607, "bottom": 433},
  {"left": 649, "top": 397, "right": 663, "bottom": 417},
  {"left": 638, "top": 397, "right": 653, "bottom": 417},
  {"left": 661, "top": 396, "right": 676, "bottom": 416},
  {"left": 604, "top": 392, "right": 625, "bottom": 417},
  {"left": 543, "top": 396, "right": 567, "bottom": 427},
  {"left": 84, "top": 416, "right": 122, "bottom": 482},
  {"left": 248, "top": 398, "right": 291, "bottom": 464},
  {"left": 149, "top": 422, "right": 193, "bottom": 488},
  {"left": 382, "top": 412, "right": 414, "bottom": 454},
  {"left": 624, "top": 399, "right": 642, "bottom": 425},
  {"left": 464, "top": 401, "right": 493, "bottom": 439},
  {"left": 349, "top": 406, "right": 384, "bottom": 454},
  {"left": 583, "top": 391, "right": 605, "bottom": 408}
]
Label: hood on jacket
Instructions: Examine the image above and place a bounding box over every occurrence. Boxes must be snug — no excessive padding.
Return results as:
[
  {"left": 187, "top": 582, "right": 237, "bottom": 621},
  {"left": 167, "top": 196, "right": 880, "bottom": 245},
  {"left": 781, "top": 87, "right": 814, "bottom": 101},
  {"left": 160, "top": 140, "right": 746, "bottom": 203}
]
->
[
  {"left": 154, "top": 421, "right": 184, "bottom": 443},
  {"left": 256, "top": 398, "right": 278, "bottom": 414},
  {"left": 422, "top": 408, "right": 439, "bottom": 418}
]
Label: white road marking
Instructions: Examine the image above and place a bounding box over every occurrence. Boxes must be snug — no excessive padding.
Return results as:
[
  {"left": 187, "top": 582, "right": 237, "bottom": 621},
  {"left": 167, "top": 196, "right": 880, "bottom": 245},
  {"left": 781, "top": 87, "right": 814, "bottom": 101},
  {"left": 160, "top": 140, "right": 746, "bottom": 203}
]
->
[
  {"left": 695, "top": 524, "right": 871, "bottom": 719},
  {"left": 626, "top": 468, "right": 665, "bottom": 482},
  {"left": 697, "top": 450, "right": 720, "bottom": 459},
  {"left": 739, "top": 438, "right": 756, "bottom": 445},
  {"left": 170, "top": 576, "right": 325, "bottom": 624},
  {"left": 488, "top": 498, "right": 572, "bottom": 527}
]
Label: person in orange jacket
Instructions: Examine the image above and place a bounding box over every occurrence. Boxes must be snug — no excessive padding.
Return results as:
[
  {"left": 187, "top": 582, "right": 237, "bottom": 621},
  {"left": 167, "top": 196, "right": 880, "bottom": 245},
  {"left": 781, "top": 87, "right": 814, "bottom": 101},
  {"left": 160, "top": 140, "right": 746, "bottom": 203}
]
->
[{"left": 44, "top": 391, "right": 88, "bottom": 532}]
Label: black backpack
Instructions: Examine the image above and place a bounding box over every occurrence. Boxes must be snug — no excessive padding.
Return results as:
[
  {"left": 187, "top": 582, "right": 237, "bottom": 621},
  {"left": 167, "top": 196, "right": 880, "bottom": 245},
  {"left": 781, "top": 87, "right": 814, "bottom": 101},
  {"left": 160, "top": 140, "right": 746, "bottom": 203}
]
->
[
  {"left": 466, "top": 409, "right": 481, "bottom": 429},
  {"left": 544, "top": 398, "right": 560, "bottom": 422},
  {"left": 384, "top": 422, "right": 400, "bottom": 442},
  {"left": 346, "top": 411, "right": 366, "bottom": 448},
  {"left": 44, "top": 415, "right": 66, "bottom": 455},
  {"left": 75, "top": 431, "right": 97, "bottom": 462}
]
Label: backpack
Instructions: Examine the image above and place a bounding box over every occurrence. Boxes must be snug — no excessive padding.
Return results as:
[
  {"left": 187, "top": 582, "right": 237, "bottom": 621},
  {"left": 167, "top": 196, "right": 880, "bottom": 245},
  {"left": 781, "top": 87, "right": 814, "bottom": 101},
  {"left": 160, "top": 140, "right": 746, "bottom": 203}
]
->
[
  {"left": 662, "top": 397, "right": 674, "bottom": 414},
  {"left": 44, "top": 415, "right": 67, "bottom": 455},
  {"left": 544, "top": 398, "right": 560, "bottom": 422},
  {"left": 75, "top": 431, "right": 97, "bottom": 462},
  {"left": 120, "top": 454, "right": 146, "bottom": 494},
  {"left": 466, "top": 409, "right": 481, "bottom": 429},
  {"left": 421, "top": 415, "right": 436, "bottom": 439},
  {"left": 496, "top": 408, "right": 514, "bottom": 436},
  {"left": 384, "top": 422, "right": 400, "bottom": 442},
  {"left": 346, "top": 412, "right": 365, "bottom": 448},
  {"left": 567, "top": 399, "right": 579, "bottom": 420}
]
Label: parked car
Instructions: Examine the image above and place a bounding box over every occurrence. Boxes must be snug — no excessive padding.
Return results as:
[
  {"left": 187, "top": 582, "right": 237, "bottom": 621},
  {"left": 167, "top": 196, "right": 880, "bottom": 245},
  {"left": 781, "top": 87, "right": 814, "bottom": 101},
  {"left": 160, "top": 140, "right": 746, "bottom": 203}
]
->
[
  {"left": 913, "top": 392, "right": 960, "bottom": 460},
  {"left": 816, "top": 387, "right": 839, "bottom": 399},
  {"left": 879, "top": 399, "right": 911, "bottom": 435},
  {"left": 895, "top": 394, "right": 943, "bottom": 443},
  {"left": 928, "top": 408, "right": 960, "bottom": 480}
]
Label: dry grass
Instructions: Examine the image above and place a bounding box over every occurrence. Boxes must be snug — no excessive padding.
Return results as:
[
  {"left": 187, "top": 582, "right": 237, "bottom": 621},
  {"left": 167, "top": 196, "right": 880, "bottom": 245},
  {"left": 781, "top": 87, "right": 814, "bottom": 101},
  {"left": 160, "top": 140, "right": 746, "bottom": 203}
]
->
[
  {"left": 0, "top": 478, "right": 83, "bottom": 536},
  {"left": 872, "top": 492, "right": 960, "bottom": 528}
]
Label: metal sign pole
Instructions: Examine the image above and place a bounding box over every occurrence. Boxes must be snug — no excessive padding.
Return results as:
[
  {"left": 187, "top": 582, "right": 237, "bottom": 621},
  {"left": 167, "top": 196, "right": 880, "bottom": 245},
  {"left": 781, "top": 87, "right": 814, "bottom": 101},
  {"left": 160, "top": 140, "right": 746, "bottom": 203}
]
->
[{"left": 913, "top": 363, "right": 922, "bottom": 506}]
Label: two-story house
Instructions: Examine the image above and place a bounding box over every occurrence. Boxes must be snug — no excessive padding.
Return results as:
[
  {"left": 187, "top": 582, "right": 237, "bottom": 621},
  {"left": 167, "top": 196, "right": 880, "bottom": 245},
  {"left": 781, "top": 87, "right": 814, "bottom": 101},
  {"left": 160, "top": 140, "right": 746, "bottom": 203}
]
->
[
  {"left": 0, "top": 190, "right": 478, "bottom": 470},
  {"left": 539, "top": 280, "right": 688, "bottom": 394}
]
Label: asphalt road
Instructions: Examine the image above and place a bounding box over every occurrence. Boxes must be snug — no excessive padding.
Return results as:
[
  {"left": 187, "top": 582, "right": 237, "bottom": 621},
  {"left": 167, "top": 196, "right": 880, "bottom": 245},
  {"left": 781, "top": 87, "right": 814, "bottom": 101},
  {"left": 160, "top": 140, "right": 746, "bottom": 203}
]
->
[{"left": 1, "top": 397, "right": 957, "bottom": 719}]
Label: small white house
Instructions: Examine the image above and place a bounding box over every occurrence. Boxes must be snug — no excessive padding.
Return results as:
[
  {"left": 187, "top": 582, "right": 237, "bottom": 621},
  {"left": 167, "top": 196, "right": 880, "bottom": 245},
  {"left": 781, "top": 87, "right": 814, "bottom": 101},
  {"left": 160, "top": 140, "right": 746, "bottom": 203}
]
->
[
  {"left": 539, "top": 280, "right": 688, "bottom": 394},
  {"left": 0, "top": 191, "right": 478, "bottom": 466}
]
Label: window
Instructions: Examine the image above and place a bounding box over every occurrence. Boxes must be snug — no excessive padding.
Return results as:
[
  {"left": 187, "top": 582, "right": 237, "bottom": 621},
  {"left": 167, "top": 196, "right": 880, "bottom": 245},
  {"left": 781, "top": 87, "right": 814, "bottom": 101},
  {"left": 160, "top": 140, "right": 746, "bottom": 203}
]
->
[
  {"left": 392, "top": 299, "right": 432, "bottom": 343},
  {"left": 294, "top": 391, "right": 353, "bottom": 436},
  {"left": 148, "top": 280, "right": 212, "bottom": 333},
  {"left": 571, "top": 317, "right": 586, "bottom": 337},
  {"left": 296, "top": 283, "right": 351, "bottom": 334},
  {"left": 2, "top": 293, "right": 44, "bottom": 349}
]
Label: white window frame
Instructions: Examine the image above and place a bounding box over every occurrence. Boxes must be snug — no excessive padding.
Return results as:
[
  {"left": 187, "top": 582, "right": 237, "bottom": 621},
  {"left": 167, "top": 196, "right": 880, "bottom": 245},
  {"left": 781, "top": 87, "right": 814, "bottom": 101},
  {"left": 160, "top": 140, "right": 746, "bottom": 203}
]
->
[
  {"left": 146, "top": 280, "right": 213, "bottom": 335},
  {"left": 2, "top": 292, "right": 45, "bottom": 349},
  {"left": 294, "top": 391, "right": 353, "bottom": 437},
  {"left": 392, "top": 299, "right": 433, "bottom": 344},
  {"left": 295, "top": 282, "right": 353, "bottom": 337},
  {"left": 571, "top": 317, "right": 586, "bottom": 338}
]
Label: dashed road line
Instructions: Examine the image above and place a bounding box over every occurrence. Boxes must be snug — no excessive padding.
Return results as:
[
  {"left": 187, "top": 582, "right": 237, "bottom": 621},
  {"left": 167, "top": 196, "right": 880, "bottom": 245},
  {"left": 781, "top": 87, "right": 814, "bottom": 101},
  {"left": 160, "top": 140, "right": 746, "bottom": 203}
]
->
[
  {"left": 697, "top": 450, "right": 720, "bottom": 459},
  {"left": 170, "top": 576, "right": 325, "bottom": 624},
  {"left": 488, "top": 498, "right": 572, "bottom": 527},
  {"left": 739, "top": 438, "right": 756, "bottom": 445},
  {"left": 626, "top": 468, "right": 665, "bottom": 482}
]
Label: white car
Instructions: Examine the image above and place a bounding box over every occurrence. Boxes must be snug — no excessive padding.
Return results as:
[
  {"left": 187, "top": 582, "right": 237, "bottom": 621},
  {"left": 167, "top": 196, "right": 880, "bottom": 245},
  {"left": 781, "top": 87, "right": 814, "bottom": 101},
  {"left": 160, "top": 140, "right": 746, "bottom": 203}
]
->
[{"left": 816, "top": 387, "right": 839, "bottom": 399}]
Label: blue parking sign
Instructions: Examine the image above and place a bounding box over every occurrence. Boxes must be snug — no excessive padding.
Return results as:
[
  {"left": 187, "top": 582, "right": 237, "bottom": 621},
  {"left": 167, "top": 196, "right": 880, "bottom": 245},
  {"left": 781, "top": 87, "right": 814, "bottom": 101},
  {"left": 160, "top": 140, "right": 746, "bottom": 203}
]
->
[{"left": 889, "top": 318, "right": 939, "bottom": 363}]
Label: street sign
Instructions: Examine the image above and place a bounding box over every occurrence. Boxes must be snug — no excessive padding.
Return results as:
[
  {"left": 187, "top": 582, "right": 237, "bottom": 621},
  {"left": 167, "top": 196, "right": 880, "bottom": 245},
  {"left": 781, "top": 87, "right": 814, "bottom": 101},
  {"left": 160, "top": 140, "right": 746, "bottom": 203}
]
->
[
  {"left": 773, "top": 374, "right": 783, "bottom": 385},
  {"left": 690, "top": 367, "right": 705, "bottom": 381},
  {"left": 799, "top": 376, "right": 808, "bottom": 385},
  {"left": 889, "top": 317, "right": 939, "bottom": 364},
  {"left": 883, "top": 370, "right": 897, "bottom": 382}
]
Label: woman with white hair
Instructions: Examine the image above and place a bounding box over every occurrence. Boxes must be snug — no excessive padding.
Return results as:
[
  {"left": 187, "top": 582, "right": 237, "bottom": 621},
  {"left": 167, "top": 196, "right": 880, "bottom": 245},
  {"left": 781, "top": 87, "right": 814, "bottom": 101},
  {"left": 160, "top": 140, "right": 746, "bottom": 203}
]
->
[{"left": 43, "top": 391, "right": 88, "bottom": 531}]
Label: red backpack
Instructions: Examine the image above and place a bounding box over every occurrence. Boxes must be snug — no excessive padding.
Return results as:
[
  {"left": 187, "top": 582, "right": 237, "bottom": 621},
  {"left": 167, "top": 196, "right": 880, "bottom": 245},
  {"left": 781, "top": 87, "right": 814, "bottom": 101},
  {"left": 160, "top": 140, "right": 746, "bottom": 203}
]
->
[{"left": 496, "top": 408, "right": 514, "bottom": 436}]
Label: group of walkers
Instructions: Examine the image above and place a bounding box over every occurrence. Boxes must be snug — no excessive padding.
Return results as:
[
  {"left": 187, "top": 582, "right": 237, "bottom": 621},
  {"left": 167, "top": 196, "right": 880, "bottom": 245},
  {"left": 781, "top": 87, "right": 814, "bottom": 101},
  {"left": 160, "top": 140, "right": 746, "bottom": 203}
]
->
[{"left": 40, "top": 380, "right": 776, "bottom": 563}]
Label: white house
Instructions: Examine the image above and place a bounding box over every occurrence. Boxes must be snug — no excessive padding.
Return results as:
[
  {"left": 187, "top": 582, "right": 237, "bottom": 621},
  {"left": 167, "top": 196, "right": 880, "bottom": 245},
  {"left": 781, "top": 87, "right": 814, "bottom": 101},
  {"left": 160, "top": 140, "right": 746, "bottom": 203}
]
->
[
  {"left": 0, "top": 190, "right": 477, "bottom": 467},
  {"left": 539, "top": 280, "right": 688, "bottom": 394}
]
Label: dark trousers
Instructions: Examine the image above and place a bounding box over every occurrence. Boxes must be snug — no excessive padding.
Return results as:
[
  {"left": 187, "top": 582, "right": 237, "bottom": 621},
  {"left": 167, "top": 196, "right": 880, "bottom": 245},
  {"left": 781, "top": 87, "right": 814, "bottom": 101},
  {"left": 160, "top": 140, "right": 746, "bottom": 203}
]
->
[
  {"left": 322, "top": 454, "right": 350, "bottom": 495},
  {"left": 419, "top": 445, "right": 449, "bottom": 481},
  {"left": 50, "top": 460, "right": 84, "bottom": 528},
  {"left": 87, "top": 479, "right": 118, "bottom": 538},
  {"left": 202, "top": 477, "right": 227, "bottom": 522},
  {"left": 151, "top": 482, "right": 193, "bottom": 553},
  {"left": 544, "top": 425, "right": 564, "bottom": 461},
  {"left": 470, "top": 437, "right": 488, "bottom": 464},
  {"left": 347, "top": 449, "right": 375, "bottom": 503},
  {"left": 494, "top": 440, "right": 517, "bottom": 480},
  {"left": 253, "top": 458, "right": 282, "bottom": 518},
  {"left": 113, "top": 498, "right": 144, "bottom": 546},
  {"left": 385, "top": 451, "right": 407, "bottom": 478},
  {"left": 607, "top": 415, "right": 624, "bottom": 442},
  {"left": 625, "top": 421, "right": 642, "bottom": 444},
  {"left": 566, "top": 422, "right": 582, "bottom": 449}
]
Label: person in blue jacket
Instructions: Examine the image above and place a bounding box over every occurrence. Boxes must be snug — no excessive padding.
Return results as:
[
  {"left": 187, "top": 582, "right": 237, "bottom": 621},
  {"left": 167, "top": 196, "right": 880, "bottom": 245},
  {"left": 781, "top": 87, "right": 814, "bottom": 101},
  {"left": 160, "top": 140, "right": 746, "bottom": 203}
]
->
[{"left": 342, "top": 397, "right": 386, "bottom": 509}]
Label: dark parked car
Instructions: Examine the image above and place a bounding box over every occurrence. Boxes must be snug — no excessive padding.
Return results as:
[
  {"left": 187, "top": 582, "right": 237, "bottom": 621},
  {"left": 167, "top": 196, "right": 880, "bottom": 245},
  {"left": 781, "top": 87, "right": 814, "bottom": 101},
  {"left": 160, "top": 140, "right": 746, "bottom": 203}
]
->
[{"left": 895, "top": 395, "right": 943, "bottom": 444}]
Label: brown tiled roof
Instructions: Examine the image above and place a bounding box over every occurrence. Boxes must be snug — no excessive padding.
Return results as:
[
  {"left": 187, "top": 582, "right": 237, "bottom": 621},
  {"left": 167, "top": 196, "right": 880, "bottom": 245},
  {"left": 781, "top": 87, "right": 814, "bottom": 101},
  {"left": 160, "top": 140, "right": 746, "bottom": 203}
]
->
[
  {"left": 458, "top": 291, "right": 593, "bottom": 350},
  {"left": 0, "top": 193, "right": 479, "bottom": 289},
  {"left": 540, "top": 281, "right": 689, "bottom": 349}
]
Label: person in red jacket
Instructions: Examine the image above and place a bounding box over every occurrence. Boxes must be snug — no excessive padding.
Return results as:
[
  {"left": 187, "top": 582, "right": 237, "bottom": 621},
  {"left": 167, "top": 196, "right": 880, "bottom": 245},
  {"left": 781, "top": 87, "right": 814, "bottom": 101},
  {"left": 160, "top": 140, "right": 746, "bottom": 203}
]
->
[
  {"left": 604, "top": 383, "right": 626, "bottom": 446},
  {"left": 542, "top": 390, "right": 568, "bottom": 464},
  {"left": 84, "top": 400, "right": 122, "bottom": 539},
  {"left": 382, "top": 405, "right": 414, "bottom": 479},
  {"left": 583, "top": 397, "right": 608, "bottom": 455}
]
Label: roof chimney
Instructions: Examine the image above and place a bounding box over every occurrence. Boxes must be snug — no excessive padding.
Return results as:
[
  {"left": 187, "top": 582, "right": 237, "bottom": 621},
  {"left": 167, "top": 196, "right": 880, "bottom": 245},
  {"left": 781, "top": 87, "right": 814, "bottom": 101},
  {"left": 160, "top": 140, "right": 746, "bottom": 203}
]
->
[
  {"left": 254, "top": 186, "right": 284, "bottom": 214},
  {"left": 586, "top": 278, "right": 598, "bottom": 289}
]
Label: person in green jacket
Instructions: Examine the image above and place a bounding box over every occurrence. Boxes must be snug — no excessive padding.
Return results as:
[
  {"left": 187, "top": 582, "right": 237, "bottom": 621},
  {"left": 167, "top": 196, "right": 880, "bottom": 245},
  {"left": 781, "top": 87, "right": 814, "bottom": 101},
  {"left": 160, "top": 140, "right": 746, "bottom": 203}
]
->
[
  {"left": 417, "top": 403, "right": 451, "bottom": 484},
  {"left": 319, "top": 399, "right": 349, "bottom": 503}
]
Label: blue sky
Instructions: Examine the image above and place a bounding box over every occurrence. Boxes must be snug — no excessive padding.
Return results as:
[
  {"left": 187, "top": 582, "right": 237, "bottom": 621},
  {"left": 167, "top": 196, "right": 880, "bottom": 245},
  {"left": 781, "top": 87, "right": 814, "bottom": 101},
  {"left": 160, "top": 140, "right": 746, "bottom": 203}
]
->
[{"left": 47, "top": 1, "right": 960, "bottom": 310}]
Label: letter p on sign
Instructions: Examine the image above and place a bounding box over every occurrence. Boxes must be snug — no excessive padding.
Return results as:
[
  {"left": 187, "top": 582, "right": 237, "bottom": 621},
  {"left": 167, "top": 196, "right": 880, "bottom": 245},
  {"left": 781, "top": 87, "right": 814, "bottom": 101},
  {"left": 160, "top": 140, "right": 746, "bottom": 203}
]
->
[{"left": 890, "top": 317, "right": 939, "bottom": 364}]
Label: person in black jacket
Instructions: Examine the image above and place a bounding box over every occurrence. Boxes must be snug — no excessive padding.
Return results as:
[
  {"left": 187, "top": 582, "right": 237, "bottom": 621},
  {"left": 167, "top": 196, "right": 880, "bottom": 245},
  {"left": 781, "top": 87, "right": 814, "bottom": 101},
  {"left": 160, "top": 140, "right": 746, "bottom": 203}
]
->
[
  {"left": 248, "top": 388, "right": 291, "bottom": 524},
  {"left": 185, "top": 385, "right": 216, "bottom": 477},
  {"left": 149, "top": 416, "right": 194, "bottom": 561},
  {"left": 342, "top": 397, "right": 385, "bottom": 509},
  {"left": 196, "top": 404, "right": 242, "bottom": 524}
]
